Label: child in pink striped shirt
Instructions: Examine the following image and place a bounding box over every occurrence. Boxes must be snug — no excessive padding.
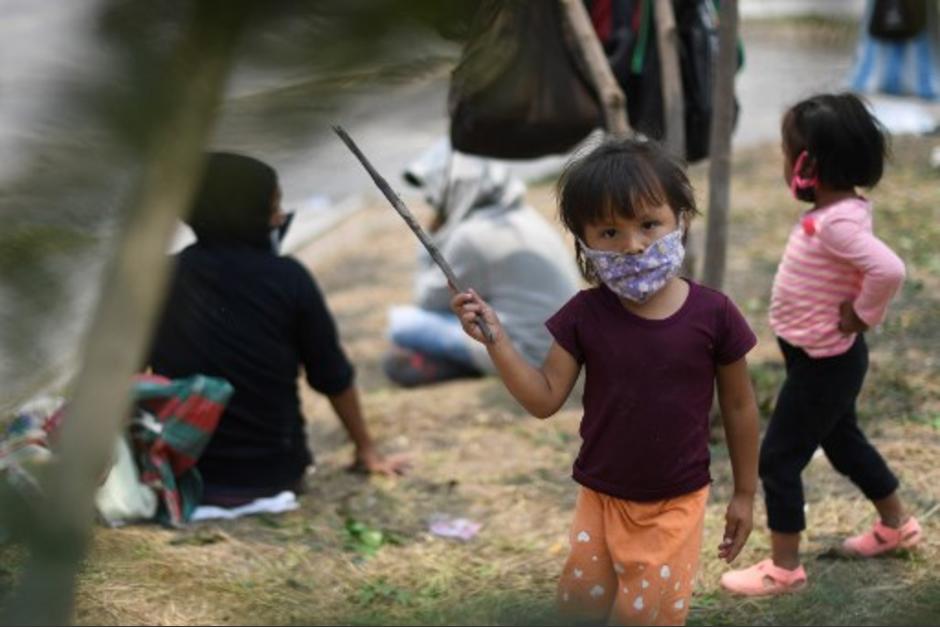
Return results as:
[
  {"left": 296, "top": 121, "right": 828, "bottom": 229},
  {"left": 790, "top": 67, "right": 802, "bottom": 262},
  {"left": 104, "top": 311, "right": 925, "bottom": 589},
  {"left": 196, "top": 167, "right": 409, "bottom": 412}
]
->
[{"left": 721, "top": 93, "right": 921, "bottom": 596}]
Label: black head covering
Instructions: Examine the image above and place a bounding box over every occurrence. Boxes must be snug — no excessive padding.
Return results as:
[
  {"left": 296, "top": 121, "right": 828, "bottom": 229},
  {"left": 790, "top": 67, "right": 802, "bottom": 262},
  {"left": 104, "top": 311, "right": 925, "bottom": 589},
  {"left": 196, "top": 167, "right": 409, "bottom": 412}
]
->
[{"left": 187, "top": 152, "right": 278, "bottom": 247}]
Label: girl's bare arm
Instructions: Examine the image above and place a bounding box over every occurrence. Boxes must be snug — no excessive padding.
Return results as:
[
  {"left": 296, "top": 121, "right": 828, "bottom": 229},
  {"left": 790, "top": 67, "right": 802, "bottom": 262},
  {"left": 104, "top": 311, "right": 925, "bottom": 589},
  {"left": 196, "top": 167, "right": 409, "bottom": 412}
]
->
[
  {"left": 716, "top": 356, "right": 760, "bottom": 562},
  {"left": 452, "top": 290, "right": 580, "bottom": 418}
]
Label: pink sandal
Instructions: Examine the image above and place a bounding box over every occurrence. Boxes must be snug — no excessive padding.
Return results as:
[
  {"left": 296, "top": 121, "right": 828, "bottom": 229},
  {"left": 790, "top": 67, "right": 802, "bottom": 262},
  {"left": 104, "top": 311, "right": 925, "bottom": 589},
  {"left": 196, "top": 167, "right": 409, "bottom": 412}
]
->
[
  {"left": 842, "top": 516, "right": 922, "bottom": 557},
  {"left": 720, "top": 559, "right": 807, "bottom": 597}
]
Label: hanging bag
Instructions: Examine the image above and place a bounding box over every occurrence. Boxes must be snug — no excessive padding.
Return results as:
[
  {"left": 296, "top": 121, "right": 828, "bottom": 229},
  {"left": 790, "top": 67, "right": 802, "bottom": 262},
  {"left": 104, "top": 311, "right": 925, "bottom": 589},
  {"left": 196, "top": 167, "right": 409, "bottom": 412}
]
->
[
  {"left": 869, "top": 0, "right": 927, "bottom": 41},
  {"left": 448, "top": 0, "right": 603, "bottom": 159}
]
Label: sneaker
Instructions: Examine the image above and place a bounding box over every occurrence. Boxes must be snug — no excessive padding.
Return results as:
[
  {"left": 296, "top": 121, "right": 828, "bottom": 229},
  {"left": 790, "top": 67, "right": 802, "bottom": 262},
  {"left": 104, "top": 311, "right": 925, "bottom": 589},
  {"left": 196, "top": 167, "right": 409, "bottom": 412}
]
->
[
  {"left": 720, "top": 559, "right": 807, "bottom": 597},
  {"left": 382, "top": 348, "right": 480, "bottom": 387},
  {"left": 842, "top": 516, "right": 923, "bottom": 558}
]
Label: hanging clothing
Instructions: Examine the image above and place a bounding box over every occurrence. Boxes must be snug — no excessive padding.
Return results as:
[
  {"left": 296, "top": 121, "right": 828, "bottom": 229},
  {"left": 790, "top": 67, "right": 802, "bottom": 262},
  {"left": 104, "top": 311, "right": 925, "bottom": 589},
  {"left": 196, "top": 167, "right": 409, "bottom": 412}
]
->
[
  {"left": 587, "top": 0, "right": 743, "bottom": 162},
  {"left": 850, "top": 0, "right": 940, "bottom": 100}
]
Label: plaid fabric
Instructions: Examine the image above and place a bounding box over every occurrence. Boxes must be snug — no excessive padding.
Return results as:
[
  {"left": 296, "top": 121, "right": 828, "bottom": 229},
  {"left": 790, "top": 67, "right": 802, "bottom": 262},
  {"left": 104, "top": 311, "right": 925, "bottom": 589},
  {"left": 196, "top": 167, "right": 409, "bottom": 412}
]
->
[{"left": 130, "top": 374, "right": 233, "bottom": 527}]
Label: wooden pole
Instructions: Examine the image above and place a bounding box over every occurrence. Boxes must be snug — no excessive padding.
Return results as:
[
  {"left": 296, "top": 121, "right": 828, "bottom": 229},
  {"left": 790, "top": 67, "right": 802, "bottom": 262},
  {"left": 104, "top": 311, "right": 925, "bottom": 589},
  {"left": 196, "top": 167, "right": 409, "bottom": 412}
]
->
[
  {"left": 559, "top": 0, "right": 630, "bottom": 137},
  {"left": 654, "top": 0, "right": 686, "bottom": 159},
  {"left": 0, "top": 4, "right": 245, "bottom": 625},
  {"left": 653, "top": 0, "right": 696, "bottom": 277},
  {"left": 702, "top": 0, "right": 739, "bottom": 291}
]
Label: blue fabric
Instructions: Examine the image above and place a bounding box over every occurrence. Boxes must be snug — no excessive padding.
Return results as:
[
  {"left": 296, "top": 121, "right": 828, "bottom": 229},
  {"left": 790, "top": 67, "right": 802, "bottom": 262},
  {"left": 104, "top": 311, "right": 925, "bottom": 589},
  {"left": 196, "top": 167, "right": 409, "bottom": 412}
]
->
[
  {"left": 388, "top": 305, "right": 475, "bottom": 368},
  {"left": 850, "top": 0, "right": 939, "bottom": 100},
  {"left": 914, "top": 33, "right": 937, "bottom": 99}
]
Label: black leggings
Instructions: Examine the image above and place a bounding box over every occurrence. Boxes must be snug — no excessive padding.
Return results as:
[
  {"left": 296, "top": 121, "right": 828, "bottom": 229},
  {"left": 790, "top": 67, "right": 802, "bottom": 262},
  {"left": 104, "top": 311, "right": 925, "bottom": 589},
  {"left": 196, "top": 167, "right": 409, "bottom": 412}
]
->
[{"left": 759, "top": 335, "right": 899, "bottom": 533}]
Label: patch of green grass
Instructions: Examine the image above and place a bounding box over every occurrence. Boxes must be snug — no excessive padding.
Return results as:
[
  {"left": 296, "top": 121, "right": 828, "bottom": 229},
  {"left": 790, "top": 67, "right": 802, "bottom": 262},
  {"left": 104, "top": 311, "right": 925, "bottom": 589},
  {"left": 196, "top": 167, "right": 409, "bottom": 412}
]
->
[
  {"left": 908, "top": 411, "right": 940, "bottom": 431},
  {"left": 169, "top": 528, "right": 228, "bottom": 547},
  {"left": 339, "top": 584, "right": 559, "bottom": 627},
  {"left": 353, "top": 577, "right": 411, "bottom": 606}
]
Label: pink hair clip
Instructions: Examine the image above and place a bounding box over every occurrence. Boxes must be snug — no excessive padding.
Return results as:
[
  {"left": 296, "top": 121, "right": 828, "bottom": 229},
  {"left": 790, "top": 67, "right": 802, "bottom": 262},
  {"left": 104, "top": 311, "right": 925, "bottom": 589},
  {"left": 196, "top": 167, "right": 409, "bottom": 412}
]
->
[{"left": 790, "top": 150, "right": 818, "bottom": 197}]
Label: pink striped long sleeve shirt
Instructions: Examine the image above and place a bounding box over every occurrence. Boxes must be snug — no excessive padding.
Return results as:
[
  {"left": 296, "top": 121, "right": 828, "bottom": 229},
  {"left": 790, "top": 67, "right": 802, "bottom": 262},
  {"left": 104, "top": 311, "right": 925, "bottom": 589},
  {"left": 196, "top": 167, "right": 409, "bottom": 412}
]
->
[{"left": 769, "top": 197, "right": 906, "bottom": 358}]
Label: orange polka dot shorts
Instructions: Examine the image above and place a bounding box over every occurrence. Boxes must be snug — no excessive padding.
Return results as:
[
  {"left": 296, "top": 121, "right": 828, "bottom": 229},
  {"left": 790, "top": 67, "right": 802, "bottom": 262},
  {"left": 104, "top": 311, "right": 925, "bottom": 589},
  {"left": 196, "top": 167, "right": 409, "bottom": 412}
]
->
[{"left": 556, "top": 485, "right": 709, "bottom": 626}]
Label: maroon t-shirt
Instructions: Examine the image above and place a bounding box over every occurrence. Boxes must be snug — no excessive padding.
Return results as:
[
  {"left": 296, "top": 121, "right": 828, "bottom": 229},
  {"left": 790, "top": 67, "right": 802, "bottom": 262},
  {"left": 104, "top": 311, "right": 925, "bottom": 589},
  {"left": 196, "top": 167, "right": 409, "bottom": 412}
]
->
[{"left": 545, "top": 280, "right": 757, "bottom": 501}]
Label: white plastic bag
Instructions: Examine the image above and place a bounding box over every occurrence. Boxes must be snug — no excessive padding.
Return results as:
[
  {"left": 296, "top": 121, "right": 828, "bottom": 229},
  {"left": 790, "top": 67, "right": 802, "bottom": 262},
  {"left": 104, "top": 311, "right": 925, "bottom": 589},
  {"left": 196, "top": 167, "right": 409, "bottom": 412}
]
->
[{"left": 94, "top": 437, "right": 158, "bottom": 526}]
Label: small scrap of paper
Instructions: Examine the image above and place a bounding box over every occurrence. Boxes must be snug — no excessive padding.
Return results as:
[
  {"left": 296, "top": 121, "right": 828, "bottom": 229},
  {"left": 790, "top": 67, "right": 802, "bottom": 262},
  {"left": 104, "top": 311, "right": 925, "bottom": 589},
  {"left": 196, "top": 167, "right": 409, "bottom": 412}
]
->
[{"left": 429, "top": 516, "right": 482, "bottom": 541}]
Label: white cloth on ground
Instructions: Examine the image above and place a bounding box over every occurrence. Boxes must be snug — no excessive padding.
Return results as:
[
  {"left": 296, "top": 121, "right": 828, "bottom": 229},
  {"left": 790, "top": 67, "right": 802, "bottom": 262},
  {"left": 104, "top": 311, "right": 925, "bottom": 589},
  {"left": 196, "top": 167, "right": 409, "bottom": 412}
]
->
[{"left": 190, "top": 490, "right": 299, "bottom": 521}]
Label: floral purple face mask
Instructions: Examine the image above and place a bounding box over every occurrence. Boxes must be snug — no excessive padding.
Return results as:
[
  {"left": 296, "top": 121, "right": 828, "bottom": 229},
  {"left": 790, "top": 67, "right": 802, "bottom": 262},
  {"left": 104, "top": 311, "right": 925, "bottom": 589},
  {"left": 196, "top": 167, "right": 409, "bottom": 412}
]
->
[{"left": 579, "top": 226, "right": 686, "bottom": 303}]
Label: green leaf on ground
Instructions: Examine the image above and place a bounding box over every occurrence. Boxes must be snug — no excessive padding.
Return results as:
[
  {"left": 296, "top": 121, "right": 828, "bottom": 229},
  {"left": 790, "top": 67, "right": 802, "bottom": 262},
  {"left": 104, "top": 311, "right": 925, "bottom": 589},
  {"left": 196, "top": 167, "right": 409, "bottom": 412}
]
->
[{"left": 344, "top": 518, "right": 386, "bottom": 556}]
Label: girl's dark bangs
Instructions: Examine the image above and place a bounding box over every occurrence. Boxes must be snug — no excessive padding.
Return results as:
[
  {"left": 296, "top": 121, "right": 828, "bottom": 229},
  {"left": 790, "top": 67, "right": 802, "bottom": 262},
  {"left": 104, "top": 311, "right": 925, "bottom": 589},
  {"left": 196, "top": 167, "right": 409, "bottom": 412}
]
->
[
  {"left": 562, "top": 155, "right": 666, "bottom": 228},
  {"left": 596, "top": 156, "right": 666, "bottom": 223}
]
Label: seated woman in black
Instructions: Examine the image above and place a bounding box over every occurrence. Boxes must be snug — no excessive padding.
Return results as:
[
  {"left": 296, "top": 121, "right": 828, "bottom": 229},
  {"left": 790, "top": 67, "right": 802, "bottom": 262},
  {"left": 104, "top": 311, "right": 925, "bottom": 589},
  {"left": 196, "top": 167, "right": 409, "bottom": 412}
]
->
[{"left": 149, "top": 152, "right": 408, "bottom": 506}]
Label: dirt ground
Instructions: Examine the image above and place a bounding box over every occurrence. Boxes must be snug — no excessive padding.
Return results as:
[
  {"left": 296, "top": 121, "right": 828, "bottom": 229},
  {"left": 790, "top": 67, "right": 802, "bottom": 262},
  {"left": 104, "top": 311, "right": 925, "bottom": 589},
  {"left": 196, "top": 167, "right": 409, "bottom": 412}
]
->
[{"left": 3, "top": 131, "right": 940, "bottom": 625}]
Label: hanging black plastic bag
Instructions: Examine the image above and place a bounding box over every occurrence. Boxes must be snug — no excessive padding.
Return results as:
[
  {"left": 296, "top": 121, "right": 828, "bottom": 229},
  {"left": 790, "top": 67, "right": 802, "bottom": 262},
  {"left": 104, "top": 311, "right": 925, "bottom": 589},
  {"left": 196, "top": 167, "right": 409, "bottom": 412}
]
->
[
  {"left": 448, "top": 0, "right": 603, "bottom": 160},
  {"left": 636, "top": 0, "right": 734, "bottom": 163},
  {"left": 869, "top": 0, "right": 927, "bottom": 41},
  {"left": 676, "top": 0, "right": 730, "bottom": 162}
]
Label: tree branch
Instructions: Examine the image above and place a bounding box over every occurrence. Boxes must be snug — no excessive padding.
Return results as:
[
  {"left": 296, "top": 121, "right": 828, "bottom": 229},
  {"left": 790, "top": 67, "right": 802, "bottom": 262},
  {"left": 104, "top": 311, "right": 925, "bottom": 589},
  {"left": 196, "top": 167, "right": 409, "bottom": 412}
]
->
[{"left": 559, "top": 0, "right": 630, "bottom": 137}]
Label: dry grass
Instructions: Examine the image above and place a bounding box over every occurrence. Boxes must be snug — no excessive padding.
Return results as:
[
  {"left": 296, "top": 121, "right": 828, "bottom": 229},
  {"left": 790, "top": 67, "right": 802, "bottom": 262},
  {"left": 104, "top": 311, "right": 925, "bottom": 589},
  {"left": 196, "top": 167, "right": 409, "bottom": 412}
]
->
[{"left": 3, "top": 135, "right": 940, "bottom": 625}]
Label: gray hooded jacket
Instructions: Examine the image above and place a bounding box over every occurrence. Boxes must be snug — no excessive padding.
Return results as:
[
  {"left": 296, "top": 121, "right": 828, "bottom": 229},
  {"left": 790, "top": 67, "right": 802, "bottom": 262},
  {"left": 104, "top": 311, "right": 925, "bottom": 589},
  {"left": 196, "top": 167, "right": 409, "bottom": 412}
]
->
[{"left": 404, "top": 140, "right": 580, "bottom": 370}]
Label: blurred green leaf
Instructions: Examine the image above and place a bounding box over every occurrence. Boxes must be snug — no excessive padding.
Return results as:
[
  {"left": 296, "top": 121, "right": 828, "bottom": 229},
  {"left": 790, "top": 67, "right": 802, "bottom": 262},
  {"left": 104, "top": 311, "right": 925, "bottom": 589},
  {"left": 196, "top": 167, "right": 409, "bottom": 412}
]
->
[{"left": 344, "top": 518, "right": 386, "bottom": 556}]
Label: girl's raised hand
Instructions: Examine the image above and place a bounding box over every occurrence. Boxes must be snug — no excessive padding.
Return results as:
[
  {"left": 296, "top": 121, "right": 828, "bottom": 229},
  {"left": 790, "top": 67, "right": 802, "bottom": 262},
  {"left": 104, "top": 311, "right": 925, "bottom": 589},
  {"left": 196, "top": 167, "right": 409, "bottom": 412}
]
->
[{"left": 450, "top": 289, "right": 504, "bottom": 345}]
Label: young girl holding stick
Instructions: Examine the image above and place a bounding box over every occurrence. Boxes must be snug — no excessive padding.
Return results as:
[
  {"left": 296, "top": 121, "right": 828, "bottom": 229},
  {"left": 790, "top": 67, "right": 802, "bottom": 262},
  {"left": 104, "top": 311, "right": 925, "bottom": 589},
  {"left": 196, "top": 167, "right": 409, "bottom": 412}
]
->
[{"left": 452, "top": 138, "right": 760, "bottom": 625}]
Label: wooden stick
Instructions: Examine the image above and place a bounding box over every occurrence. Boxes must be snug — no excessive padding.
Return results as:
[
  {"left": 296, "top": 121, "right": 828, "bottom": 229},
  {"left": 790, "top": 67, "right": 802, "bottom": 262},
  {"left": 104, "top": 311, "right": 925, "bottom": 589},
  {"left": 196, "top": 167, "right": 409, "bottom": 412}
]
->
[
  {"left": 559, "top": 0, "right": 630, "bottom": 137},
  {"left": 332, "top": 125, "right": 495, "bottom": 344}
]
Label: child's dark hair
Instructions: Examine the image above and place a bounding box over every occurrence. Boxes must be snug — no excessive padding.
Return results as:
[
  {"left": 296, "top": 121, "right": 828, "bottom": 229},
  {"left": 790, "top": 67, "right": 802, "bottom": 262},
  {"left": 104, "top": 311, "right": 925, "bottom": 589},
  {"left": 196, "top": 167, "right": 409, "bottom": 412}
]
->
[
  {"left": 556, "top": 138, "right": 699, "bottom": 284},
  {"left": 782, "top": 92, "right": 888, "bottom": 192}
]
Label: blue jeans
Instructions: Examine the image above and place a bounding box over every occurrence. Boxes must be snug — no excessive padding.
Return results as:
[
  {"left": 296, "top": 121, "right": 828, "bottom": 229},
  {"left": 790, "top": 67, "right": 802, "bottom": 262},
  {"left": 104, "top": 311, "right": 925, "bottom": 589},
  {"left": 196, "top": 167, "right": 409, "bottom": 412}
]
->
[
  {"left": 850, "top": 25, "right": 939, "bottom": 100},
  {"left": 387, "top": 305, "right": 477, "bottom": 369}
]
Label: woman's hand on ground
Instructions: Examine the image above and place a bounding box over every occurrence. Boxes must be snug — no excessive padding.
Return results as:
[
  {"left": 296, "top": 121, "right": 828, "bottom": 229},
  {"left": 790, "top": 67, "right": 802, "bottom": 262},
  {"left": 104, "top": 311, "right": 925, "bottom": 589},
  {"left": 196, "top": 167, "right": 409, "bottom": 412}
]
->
[
  {"left": 838, "top": 300, "right": 868, "bottom": 334},
  {"left": 718, "top": 492, "right": 754, "bottom": 563},
  {"left": 350, "top": 447, "right": 412, "bottom": 477},
  {"left": 450, "top": 288, "right": 503, "bottom": 345}
]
